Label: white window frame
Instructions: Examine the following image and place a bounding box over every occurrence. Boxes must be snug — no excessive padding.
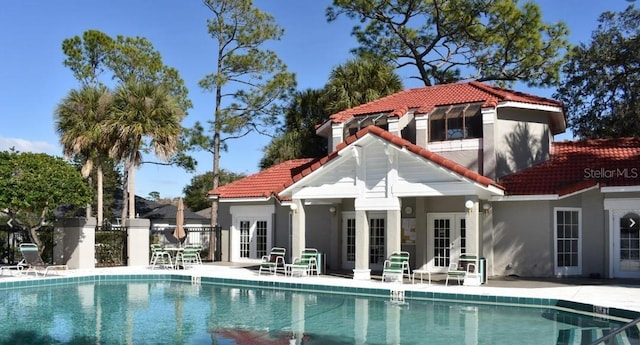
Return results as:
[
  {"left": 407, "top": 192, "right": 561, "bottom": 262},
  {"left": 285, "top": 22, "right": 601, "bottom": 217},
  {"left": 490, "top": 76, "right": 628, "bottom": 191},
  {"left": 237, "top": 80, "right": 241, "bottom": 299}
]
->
[
  {"left": 368, "top": 212, "right": 387, "bottom": 270},
  {"left": 341, "top": 211, "right": 387, "bottom": 270},
  {"left": 229, "top": 205, "right": 274, "bottom": 262},
  {"left": 605, "top": 198, "right": 640, "bottom": 278},
  {"left": 341, "top": 212, "right": 356, "bottom": 270},
  {"left": 427, "top": 213, "right": 466, "bottom": 273},
  {"left": 553, "top": 207, "right": 582, "bottom": 276}
]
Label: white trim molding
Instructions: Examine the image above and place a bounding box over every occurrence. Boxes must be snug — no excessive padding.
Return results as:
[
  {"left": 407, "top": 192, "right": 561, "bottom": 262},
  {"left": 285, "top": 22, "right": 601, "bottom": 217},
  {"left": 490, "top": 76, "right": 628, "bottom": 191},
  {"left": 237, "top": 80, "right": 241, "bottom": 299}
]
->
[
  {"left": 602, "top": 186, "right": 640, "bottom": 193},
  {"left": 553, "top": 207, "right": 582, "bottom": 277},
  {"left": 497, "top": 101, "right": 563, "bottom": 114},
  {"left": 605, "top": 198, "right": 640, "bottom": 210},
  {"left": 427, "top": 138, "right": 481, "bottom": 153}
]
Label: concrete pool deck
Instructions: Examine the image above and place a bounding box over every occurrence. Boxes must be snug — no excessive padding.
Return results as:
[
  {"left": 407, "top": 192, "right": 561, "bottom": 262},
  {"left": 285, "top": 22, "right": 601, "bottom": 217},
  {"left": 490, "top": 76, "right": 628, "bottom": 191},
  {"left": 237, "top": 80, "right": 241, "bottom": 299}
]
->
[{"left": 3, "top": 263, "right": 640, "bottom": 315}]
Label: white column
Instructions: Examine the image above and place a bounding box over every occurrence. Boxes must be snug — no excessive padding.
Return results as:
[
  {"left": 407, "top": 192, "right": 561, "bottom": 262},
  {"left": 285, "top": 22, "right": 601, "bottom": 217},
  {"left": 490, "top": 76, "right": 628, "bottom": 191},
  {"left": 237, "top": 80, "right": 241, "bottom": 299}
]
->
[
  {"left": 483, "top": 201, "right": 494, "bottom": 277},
  {"left": 353, "top": 209, "right": 371, "bottom": 280},
  {"left": 354, "top": 298, "right": 369, "bottom": 345},
  {"left": 291, "top": 293, "right": 305, "bottom": 344},
  {"left": 291, "top": 199, "right": 306, "bottom": 259},
  {"left": 386, "top": 209, "right": 401, "bottom": 257},
  {"left": 465, "top": 196, "right": 481, "bottom": 257},
  {"left": 386, "top": 301, "right": 401, "bottom": 344},
  {"left": 126, "top": 218, "right": 150, "bottom": 266}
]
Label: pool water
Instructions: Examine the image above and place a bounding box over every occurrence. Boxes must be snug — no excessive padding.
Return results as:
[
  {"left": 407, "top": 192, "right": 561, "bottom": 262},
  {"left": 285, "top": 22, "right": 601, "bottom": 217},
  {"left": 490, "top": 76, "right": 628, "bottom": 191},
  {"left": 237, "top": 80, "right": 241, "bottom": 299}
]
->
[{"left": 0, "top": 280, "right": 630, "bottom": 345}]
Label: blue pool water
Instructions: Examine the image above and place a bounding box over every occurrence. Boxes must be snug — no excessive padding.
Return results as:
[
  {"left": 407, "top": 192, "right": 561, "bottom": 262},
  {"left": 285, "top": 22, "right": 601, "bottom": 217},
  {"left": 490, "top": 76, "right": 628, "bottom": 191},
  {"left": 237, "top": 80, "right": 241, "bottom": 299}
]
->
[{"left": 0, "top": 279, "right": 632, "bottom": 345}]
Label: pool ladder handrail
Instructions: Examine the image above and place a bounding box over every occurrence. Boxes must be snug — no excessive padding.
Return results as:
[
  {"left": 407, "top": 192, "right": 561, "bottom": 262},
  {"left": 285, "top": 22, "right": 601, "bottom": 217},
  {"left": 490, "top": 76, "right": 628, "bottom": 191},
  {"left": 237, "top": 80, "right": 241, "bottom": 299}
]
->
[{"left": 589, "top": 315, "right": 640, "bottom": 345}]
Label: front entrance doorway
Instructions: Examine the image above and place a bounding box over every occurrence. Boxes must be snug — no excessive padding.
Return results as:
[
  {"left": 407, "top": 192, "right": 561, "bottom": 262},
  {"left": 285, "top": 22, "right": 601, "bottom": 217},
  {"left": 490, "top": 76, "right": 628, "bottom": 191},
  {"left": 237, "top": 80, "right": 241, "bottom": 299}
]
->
[{"left": 427, "top": 213, "right": 466, "bottom": 273}]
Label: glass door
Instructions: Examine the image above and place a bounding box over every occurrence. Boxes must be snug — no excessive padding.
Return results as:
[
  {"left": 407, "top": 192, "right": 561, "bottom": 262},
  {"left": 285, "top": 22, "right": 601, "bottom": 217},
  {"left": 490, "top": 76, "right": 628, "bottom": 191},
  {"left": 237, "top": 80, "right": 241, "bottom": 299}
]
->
[
  {"left": 341, "top": 212, "right": 386, "bottom": 270},
  {"left": 428, "top": 213, "right": 466, "bottom": 272},
  {"left": 614, "top": 212, "right": 640, "bottom": 277},
  {"left": 236, "top": 218, "right": 270, "bottom": 260},
  {"left": 342, "top": 213, "right": 356, "bottom": 270}
]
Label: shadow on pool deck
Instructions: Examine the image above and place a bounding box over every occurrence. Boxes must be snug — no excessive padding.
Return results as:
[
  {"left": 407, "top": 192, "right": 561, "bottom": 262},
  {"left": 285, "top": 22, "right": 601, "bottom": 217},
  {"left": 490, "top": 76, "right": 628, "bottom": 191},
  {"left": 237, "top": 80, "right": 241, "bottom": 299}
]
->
[{"left": 209, "top": 262, "right": 640, "bottom": 289}]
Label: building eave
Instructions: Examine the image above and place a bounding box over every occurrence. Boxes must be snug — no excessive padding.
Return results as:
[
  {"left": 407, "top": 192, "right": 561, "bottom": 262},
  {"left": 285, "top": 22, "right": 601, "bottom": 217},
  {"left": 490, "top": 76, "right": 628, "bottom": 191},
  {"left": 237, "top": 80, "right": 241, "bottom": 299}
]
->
[
  {"left": 217, "top": 197, "right": 274, "bottom": 203},
  {"left": 601, "top": 185, "right": 640, "bottom": 193},
  {"left": 491, "top": 184, "right": 601, "bottom": 202}
]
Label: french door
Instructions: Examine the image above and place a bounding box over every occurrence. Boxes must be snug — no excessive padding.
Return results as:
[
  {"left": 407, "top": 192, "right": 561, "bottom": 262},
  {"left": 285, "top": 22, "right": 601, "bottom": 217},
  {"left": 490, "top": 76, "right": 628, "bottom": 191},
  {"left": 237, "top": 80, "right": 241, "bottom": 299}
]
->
[
  {"left": 613, "top": 210, "right": 640, "bottom": 278},
  {"left": 235, "top": 218, "right": 270, "bottom": 261},
  {"left": 342, "top": 213, "right": 356, "bottom": 269},
  {"left": 427, "top": 213, "right": 466, "bottom": 273},
  {"left": 341, "top": 212, "right": 386, "bottom": 270}
]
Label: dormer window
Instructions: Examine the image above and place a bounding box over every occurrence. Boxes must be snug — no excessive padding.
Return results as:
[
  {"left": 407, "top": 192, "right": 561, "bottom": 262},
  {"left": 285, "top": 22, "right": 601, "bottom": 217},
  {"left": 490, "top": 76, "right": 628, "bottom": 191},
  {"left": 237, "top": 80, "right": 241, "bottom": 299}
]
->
[
  {"left": 429, "top": 103, "right": 483, "bottom": 141},
  {"left": 345, "top": 113, "right": 389, "bottom": 137}
]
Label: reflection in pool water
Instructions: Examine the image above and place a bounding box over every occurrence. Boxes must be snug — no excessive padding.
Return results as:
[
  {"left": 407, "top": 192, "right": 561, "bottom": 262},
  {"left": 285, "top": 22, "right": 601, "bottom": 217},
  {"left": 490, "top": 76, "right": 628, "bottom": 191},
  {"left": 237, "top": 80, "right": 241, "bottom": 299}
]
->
[{"left": 0, "top": 281, "right": 631, "bottom": 344}]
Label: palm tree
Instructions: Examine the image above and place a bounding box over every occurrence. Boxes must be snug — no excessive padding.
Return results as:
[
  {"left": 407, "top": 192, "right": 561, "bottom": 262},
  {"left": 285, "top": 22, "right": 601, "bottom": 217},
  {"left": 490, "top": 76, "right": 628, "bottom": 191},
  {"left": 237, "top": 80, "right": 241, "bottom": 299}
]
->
[
  {"left": 109, "top": 80, "right": 184, "bottom": 220},
  {"left": 54, "top": 85, "right": 113, "bottom": 225},
  {"left": 260, "top": 58, "right": 403, "bottom": 168},
  {"left": 324, "top": 57, "right": 403, "bottom": 114}
]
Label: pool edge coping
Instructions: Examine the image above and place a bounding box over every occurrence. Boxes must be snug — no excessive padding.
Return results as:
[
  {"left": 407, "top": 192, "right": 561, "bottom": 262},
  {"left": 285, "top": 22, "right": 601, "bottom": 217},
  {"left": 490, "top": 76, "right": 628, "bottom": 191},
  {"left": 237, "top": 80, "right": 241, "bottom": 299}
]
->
[{"left": 1, "top": 272, "right": 637, "bottom": 322}]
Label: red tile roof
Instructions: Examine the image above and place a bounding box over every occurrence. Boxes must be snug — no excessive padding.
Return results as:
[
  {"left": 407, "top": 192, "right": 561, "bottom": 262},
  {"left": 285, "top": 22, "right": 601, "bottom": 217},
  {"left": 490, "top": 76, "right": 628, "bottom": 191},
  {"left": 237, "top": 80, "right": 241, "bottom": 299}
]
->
[
  {"left": 208, "top": 158, "right": 316, "bottom": 201},
  {"left": 327, "top": 81, "right": 563, "bottom": 124},
  {"left": 499, "top": 138, "right": 640, "bottom": 196}
]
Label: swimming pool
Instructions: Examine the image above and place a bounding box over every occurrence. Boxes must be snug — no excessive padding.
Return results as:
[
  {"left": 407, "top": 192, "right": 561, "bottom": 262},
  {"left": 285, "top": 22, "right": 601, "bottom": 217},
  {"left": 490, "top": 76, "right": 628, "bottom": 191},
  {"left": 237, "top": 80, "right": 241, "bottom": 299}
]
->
[{"left": 0, "top": 275, "right": 636, "bottom": 344}]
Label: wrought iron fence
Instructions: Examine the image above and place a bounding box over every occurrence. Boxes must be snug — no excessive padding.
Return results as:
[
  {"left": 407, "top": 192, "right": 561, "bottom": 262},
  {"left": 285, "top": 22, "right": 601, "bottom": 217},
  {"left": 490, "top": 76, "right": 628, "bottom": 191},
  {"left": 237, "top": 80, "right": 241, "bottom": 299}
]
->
[
  {"left": 95, "top": 225, "right": 128, "bottom": 267},
  {"left": 0, "top": 224, "right": 54, "bottom": 264}
]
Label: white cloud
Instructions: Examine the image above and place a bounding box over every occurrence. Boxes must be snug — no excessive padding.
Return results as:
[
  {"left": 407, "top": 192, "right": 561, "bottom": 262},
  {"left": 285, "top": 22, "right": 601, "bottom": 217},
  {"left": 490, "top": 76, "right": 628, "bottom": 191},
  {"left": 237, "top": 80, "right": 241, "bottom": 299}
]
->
[{"left": 0, "top": 137, "right": 58, "bottom": 154}]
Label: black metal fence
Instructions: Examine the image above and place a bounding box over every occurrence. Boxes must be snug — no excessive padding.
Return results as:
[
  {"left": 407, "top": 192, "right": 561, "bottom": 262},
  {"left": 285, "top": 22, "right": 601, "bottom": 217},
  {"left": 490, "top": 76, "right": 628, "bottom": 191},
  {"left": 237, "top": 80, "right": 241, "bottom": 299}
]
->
[
  {"left": 0, "top": 225, "right": 54, "bottom": 264},
  {"left": 1, "top": 222, "right": 220, "bottom": 267},
  {"left": 95, "top": 225, "right": 128, "bottom": 267}
]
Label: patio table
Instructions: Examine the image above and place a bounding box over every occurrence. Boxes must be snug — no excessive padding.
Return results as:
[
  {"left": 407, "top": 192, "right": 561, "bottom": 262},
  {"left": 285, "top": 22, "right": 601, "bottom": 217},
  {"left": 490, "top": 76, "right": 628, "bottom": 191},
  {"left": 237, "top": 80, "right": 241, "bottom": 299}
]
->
[
  {"left": 163, "top": 247, "right": 184, "bottom": 269},
  {"left": 412, "top": 269, "right": 432, "bottom": 285}
]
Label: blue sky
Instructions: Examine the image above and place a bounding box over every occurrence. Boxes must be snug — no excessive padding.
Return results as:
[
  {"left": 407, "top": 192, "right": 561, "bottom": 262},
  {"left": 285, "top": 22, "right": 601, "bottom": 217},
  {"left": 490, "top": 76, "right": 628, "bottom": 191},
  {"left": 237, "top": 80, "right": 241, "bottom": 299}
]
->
[{"left": 0, "top": 0, "right": 634, "bottom": 199}]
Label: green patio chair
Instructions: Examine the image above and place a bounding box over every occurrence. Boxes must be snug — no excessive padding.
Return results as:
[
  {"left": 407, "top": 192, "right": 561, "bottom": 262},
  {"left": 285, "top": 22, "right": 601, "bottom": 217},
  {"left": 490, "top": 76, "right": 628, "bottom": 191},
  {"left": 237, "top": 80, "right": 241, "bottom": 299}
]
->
[
  {"left": 445, "top": 262, "right": 467, "bottom": 286},
  {"left": 381, "top": 251, "right": 411, "bottom": 283},
  {"left": 150, "top": 244, "right": 173, "bottom": 269},
  {"left": 286, "top": 248, "right": 318, "bottom": 277},
  {"left": 184, "top": 244, "right": 203, "bottom": 264},
  {"left": 258, "top": 247, "right": 286, "bottom": 275},
  {"left": 19, "top": 243, "right": 68, "bottom": 277},
  {"left": 174, "top": 247, "right": 201, "bottom": 269}
]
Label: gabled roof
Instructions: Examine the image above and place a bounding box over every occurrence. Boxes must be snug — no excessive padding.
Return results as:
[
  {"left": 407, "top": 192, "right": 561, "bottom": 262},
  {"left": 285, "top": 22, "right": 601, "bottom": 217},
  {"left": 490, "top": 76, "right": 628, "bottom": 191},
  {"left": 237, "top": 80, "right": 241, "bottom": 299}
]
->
[
  {"left": 208, "top": 158, "right": 316, "bottom": 201},
  {"left": 326, "top": 81, "right": 563, "bottom": 124},
  {"left": 499, "top": 137, "right": 640, "bottom": 196},
  {"left": 288, "top": 126, "right": 504, "bottom": 190},
  {"left": 209, "top": 126, "right": 504, "bottom": 202}
]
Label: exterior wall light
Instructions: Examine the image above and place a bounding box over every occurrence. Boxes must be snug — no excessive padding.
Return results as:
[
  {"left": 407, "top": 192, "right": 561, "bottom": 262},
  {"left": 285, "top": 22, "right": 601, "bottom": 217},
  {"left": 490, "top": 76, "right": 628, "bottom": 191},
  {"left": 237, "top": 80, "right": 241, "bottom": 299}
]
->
[
  {"left": 329, "top": 206, "right": 336, "bottom": 214},
  {"left": 483, "top": 203, "right": 492, "bottom": 215},
  {"left": 465, "top": 200, "right": 474, "bottom": 213},
  {"left": 290, "top": 203, "right": 298, "bottom": 213}
]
